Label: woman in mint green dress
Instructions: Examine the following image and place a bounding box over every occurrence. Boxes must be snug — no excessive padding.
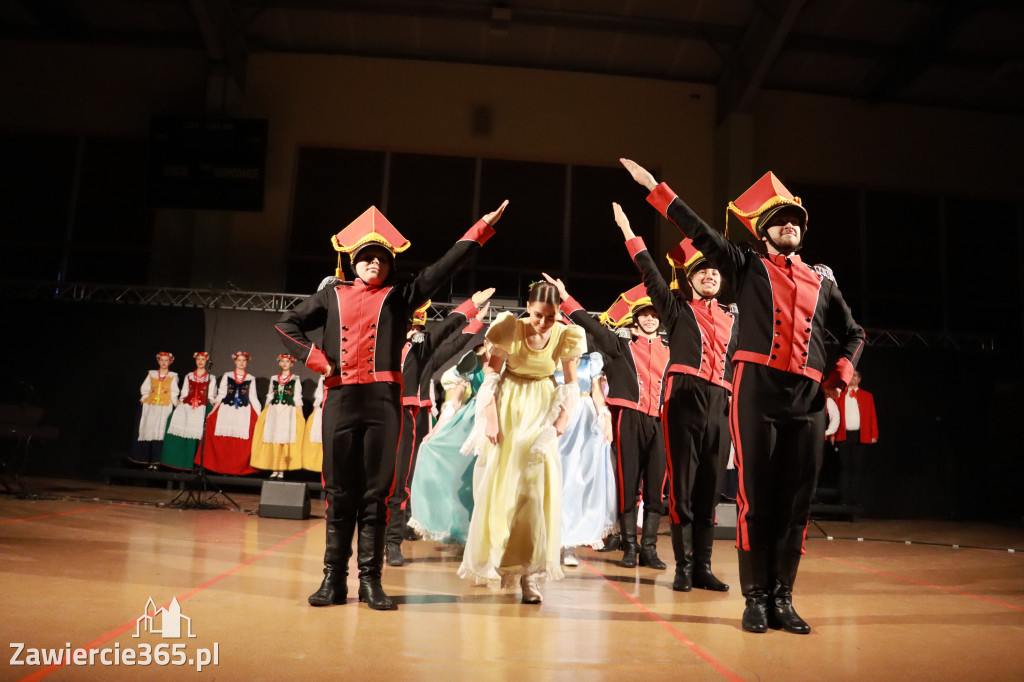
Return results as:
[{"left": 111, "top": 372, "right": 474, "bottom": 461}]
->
[{"left": 409, "top": 348, "right": 485, "bottom": 545}]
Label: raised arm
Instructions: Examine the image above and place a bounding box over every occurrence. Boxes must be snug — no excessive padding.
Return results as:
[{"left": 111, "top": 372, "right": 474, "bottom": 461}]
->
[
  {"left": 620, "top": 158, "right": 744, "bottom": 280},
  {"left": 425, "top": 289, "right": 493, "bottom": 356},
  {"left": 541, "top": 272, "right": 623, "bottom": 358},
  {"left": 404, "top": 201, "right": 507, "bottom": 309},
  {"left": 613, "top": 202, "right": 681, "bottom": 329},
  {"left": 422, "top": 299, "right": 491, "bottom": 390}
]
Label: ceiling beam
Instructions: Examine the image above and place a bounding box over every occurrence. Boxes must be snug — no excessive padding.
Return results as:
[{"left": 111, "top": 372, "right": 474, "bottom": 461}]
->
[
  {"left": 716, "top": 0, "right": 808, "bottom": 122},
  {"left": 187, "top": 0, "right": 250, "bottom": 96},
  {"left": 236, "top": 0, "right": 742, "bottom": 47},
  {"left": 858, "top": 0, "right": 983, "bottom": 104}
]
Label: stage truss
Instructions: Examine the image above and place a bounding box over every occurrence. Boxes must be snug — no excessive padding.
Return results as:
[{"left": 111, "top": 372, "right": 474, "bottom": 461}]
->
[{"left": 0, "top": 279, "right": 997, "bottom": 352}]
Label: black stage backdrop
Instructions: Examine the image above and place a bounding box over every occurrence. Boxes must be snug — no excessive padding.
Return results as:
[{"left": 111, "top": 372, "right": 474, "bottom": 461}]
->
[{"left": 1, "top": 296, "right": 1021, "bottom": 523}]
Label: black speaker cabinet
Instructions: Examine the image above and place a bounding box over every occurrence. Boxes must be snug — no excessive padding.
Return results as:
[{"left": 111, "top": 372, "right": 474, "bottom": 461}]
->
[
  {"left": 713, "top": 502, "right": 738, "bottom": 540},
  {"left": 258, "top": 481, "right": 311, "bottom": 520}
]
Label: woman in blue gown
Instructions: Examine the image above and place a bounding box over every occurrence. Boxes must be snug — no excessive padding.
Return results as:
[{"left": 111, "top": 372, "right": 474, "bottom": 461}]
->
[{"left": 555, "top": 352, "right": 618, "bottom": 565}]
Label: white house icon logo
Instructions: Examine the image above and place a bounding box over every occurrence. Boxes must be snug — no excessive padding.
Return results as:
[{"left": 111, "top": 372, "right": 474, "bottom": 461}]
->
[{"left": 133, "top": 597, "right": 197, "bottom": 639}]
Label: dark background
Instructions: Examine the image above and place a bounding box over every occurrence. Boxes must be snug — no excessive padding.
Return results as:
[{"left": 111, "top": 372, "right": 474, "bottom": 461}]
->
[{"left": 2, "top": 294, "right": 1019, "bottom": 522}]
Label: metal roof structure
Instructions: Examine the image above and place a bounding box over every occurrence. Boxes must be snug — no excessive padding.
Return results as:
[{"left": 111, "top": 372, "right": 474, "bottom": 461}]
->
[
  {"left": 0, "top": 278, "right": 997, "bottom": 351},
  {"left": 2, "top": 0, "right": 1022, "bottom": 117}
]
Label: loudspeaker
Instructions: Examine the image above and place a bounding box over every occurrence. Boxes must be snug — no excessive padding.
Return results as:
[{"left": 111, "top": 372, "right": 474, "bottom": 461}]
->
[
  {"left": 713, "top": 502, "right": 737, "bottom": 540},
  {"left": 258, "top": 481, "right": 311, "bottom": 520}
]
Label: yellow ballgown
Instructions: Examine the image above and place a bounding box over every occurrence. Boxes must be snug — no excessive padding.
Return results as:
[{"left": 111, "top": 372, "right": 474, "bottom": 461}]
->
[{"left": 458, "top": 311, "right": 586, "bottom": 586}]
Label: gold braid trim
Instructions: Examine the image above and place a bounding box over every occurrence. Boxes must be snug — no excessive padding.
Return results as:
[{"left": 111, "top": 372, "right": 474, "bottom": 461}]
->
[
  {"left": 330, "top": 232, "right": 412, "bottom": 257},
  {"left": 727, "top": 194, "right": 803, "bottom": 220}
]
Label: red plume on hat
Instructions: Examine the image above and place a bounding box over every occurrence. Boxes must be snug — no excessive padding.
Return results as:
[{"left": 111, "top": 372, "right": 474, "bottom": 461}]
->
[{"left": 727, "top": 172, "right": 807, "bottom": 239}]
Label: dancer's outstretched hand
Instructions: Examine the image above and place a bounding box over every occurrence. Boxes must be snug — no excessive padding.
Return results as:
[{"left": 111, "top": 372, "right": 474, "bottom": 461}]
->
[
  {"left": 475, "top": 302, "right": 490, "bottom": 322},
  {"left": 612, "top": 202, "right": 635, "bottom": 239},
  {"left": 541, "top": 272, "right": 569, "bottom": 301},
  {"left": 471, "top": 287, "right": 496, "bottom": 307},
  {"left": 481, "top": 199, "right": 510, "bottom": 225},
  {"left": 620, "top": 158, "right": 658, "bottom": 191}
]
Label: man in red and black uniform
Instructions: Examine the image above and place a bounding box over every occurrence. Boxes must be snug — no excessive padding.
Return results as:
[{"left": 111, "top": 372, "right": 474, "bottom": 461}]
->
[
  {"left": 386, "top": 294, "right": 490, "bottom": 566},
  {"left": 833, "top": 370, "right": 878, "bottom": 506},
  {"left": 545, "top": 278, "right": 670, "bottom": 570},
  {"left": 611, "top": 202, "right": 739, "bottom": 594},
  {"left": 623, "top": 159, "right": 863, "bottom": 634},
  {"left": 276, "top": 202, "right": 506, "bottom": 610}
]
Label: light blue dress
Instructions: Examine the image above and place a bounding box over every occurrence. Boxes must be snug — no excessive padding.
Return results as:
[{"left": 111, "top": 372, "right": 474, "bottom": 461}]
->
[
  {"left": 555, "top": 352, "right": 617, "bottom": 548},
  {"left": 408, "top": 352, "right": 482, "bottom": 545}
]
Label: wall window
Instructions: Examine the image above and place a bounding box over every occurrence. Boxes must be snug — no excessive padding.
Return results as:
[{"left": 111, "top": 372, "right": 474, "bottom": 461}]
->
[{"left": 287, "top": 147, "right": 658, "bottom": 307}]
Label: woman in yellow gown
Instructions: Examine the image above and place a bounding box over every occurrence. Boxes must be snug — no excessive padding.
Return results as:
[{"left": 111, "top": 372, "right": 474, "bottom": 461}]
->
[{"left": 458, "top": 282, "right": 586, "bottom": 604}]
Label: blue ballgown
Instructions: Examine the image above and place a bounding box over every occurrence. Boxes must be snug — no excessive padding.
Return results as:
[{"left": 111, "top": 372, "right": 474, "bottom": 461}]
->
[{"left": 555, "top": 352, "right": 617, "bottom": 549}]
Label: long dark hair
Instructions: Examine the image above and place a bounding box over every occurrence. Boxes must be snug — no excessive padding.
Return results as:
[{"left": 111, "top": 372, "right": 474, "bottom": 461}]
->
[{"left": 527, "top": 281, "right": 560, "bottom": 307}]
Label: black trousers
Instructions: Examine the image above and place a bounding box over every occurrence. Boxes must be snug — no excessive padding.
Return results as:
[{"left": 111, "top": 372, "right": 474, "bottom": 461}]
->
[
  {"left": 663, "top": 374, "right": 730, "bottom": 528},
  {"left": 612, "top": 407, "right": 667, "bottom": 516},
  {"left": 386, "top": 405, "right": 428, "bottom": 540},
  {"left": 730, "top": 362, "right": 825, "bottom": 554},
  {"left": 322, "top": 383, "right": 403, "bottom": 529},
  {"left": 836, "top": 434, "right": 867, "bottom": 505}
]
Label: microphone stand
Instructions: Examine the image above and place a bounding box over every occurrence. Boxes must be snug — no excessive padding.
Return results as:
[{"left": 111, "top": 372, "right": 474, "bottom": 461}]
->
[{"left": 168, "top": 370, "right": 241, "bottom": 510}]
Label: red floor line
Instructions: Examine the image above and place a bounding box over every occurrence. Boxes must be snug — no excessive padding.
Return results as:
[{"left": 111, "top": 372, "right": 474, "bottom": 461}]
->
[
  {"left": 0, "top": 504, "right": 124, "bottom": 524},
  {"left": 17, "top": 520, "right": 326, "bottom": 681},
  {"left": 580, "top": 560, "right": 743, "bottom": 682},
  {"left": 808, "top": 551, "right": 1024, "bottom": 612}
]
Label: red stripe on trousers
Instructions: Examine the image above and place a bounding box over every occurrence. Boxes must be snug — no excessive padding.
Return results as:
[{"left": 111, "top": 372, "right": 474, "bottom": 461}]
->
[
  {"left": 730, "top": 362, "right": 750, "bottom": 550},
  {"left": 614, "top": 409, "right": 626, "bottom": 513},
  {"left": 383, "top": 406, "right": 404, "bottom": 526},
  {"left": 662, "top": 375, "right": 678, "bottom": 524}
]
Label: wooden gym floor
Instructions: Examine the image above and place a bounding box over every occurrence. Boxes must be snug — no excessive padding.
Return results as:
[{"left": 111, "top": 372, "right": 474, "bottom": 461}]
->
[{"left": 1, "top": 478, "right": 1022, "bottom": 681}]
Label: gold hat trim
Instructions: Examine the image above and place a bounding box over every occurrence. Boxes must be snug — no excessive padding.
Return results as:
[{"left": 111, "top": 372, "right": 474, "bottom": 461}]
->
[{"left": 727, "top": 194, "right": 803, "bottom": 221}]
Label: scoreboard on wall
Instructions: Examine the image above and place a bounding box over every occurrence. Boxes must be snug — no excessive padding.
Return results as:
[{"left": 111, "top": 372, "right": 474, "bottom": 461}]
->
[{"left": 146, "top": 116, "right": 268, "bottom": 212}]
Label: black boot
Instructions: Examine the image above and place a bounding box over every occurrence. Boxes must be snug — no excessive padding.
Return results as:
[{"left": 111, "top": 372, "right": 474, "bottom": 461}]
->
[
  {"left": 638, "top": 511, "right": 666, "bottom": 570},
  {"left": 357, "top": 524, "right": 397, "bottom": 610},
  {"left": 401, "top": 508, "right": 419, "bottom": 541},
  {"left": 770, "top": 552, "right": 810, "bottom": 634},
  {"left": 691, "top": 524, "right": 729, "bottom": 591},
  {"left": 308, "top": 519, "right": 355, "bottom": 606},
  {"left": 670, "top": 524, "right": 693, "bottom": 591},
  {"left": 385, "top": 509, "right": 406, "bottom": 567},
  {"left": 737, "top": 549, "right": 770, "bottom": 633},
  {"left": 597, "top": 533, "right": 621, "bottom": 552},
  {"left": 618, "top": 511, "right": 639, "bottom": 568},
  {"left": 385, "top": 541, "right": 405, "bottom": 567}
]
